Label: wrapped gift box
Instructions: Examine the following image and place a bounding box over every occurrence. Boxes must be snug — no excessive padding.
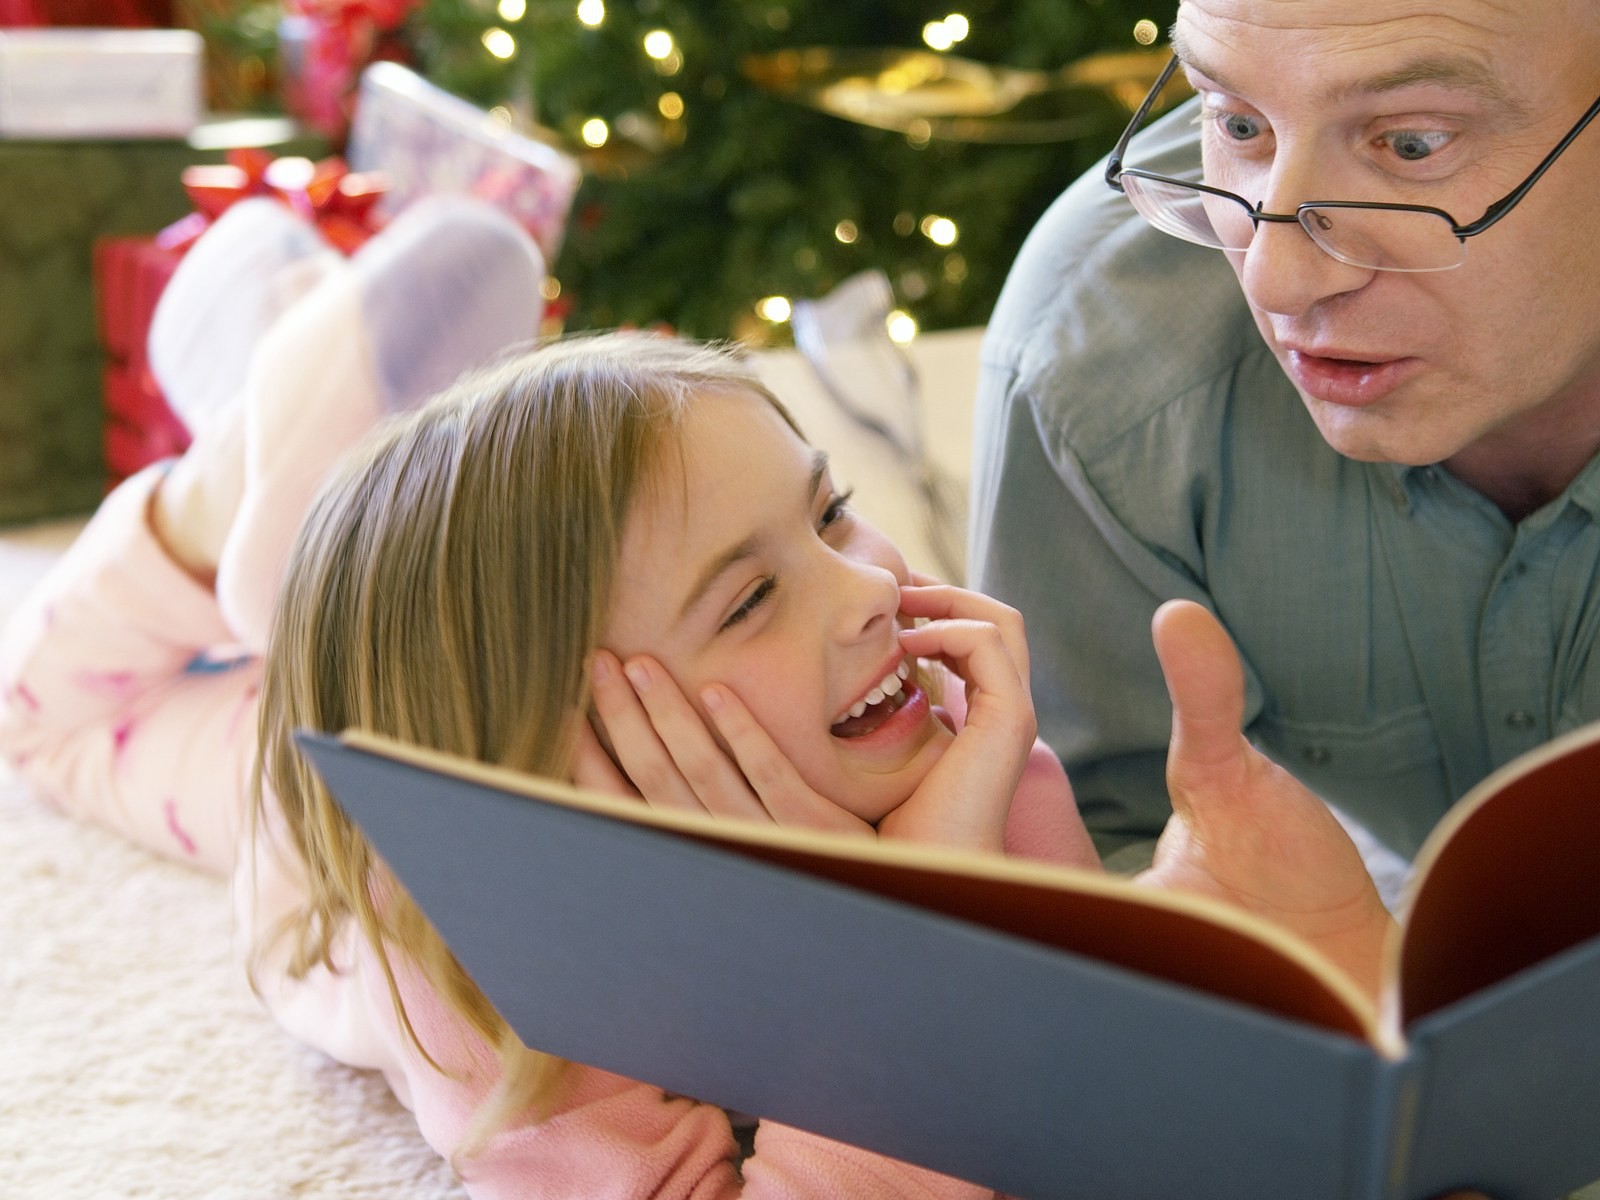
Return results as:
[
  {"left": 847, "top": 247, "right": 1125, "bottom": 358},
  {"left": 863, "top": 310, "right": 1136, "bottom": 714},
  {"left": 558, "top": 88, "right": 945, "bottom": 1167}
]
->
[
  {"left": 93, "top": 235, "right": 189, "bottom": 484},
  {"left": 0, "top": 28, "right": 202, "bottom": 139},
  {"left": 0, "top": 121, "right": 322, "bottom": 526},
  {"left": 346, "top": 60, "right": 580, "bottom": 264}
]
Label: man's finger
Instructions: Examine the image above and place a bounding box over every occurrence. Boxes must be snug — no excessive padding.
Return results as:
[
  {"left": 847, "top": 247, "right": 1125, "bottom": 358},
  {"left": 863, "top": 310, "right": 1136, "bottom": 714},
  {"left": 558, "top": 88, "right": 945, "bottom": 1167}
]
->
[{"left": 1151, "top": 599, "right": 1248, "bottom": 784}]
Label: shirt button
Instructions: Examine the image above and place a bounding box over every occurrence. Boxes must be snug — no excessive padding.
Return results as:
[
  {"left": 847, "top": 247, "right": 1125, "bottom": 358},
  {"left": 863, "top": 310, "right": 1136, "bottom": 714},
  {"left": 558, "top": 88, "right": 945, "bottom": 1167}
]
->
[
  {"left": 1303, "top": 745, "right": 1332, "bottom": 766},
  {"left": 1505, "top": 710, "right": 1537, "bottom": 730}
]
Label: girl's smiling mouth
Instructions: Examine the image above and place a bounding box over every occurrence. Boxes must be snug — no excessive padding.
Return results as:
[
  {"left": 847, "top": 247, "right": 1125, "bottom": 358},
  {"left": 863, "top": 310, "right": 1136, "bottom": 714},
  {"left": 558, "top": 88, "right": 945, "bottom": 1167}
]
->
[{"left": 830, "top": 661, "right": 914, "bottom": 739}]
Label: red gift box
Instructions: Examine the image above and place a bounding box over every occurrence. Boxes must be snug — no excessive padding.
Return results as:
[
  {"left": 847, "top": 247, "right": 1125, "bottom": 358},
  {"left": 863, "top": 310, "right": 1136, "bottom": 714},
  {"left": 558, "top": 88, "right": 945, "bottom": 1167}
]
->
[
  {"left": 94, "top": 235, "right": 189, "bottom": 485},
  {"left": 94, "top": 149, "right": 386, "bottom": 486}
]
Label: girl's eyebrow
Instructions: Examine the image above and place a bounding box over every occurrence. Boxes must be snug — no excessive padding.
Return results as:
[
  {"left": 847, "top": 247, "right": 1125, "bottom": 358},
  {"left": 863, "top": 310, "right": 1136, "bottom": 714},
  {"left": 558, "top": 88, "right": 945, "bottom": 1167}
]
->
[{"left": 675, "top": 450, "right": 830, "bottom": 625}]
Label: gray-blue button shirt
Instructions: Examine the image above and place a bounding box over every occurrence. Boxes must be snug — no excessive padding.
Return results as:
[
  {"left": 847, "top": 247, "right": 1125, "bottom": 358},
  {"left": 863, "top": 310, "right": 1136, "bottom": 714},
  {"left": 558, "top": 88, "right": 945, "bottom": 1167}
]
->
[{"left": 970, "top": 99, "right": 1600, "bottom": 866}]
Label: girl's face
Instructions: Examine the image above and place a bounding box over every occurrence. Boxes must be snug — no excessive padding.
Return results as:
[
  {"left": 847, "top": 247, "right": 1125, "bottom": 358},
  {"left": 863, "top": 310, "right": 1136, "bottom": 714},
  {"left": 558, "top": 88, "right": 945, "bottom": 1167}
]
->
[{"left": 603, "top": 389, "right": 954, "bottom": 824}]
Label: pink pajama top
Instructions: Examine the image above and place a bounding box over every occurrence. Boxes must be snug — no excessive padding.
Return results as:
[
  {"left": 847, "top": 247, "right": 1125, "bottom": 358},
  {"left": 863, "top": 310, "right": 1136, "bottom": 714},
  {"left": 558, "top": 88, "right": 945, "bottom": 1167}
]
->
[{"left": 0, "top": 466, "right": 1097, "bottom": 1199}]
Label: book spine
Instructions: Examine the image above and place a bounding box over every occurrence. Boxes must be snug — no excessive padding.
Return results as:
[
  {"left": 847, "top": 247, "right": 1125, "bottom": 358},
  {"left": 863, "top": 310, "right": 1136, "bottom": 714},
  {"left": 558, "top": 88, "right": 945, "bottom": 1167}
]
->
[{"left": 1359, "top": 1054, "right": 1423, "bottom": 1200}]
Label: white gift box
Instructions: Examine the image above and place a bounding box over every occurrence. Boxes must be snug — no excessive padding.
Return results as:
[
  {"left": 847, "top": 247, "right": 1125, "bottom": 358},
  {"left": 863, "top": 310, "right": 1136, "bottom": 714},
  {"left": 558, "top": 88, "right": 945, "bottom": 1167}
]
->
[
  {"left": 347, "top": 61, "right": 581, "bottom": 264},
  {"left": 0, "top": 28, "right": 202, "bottom": 140}
]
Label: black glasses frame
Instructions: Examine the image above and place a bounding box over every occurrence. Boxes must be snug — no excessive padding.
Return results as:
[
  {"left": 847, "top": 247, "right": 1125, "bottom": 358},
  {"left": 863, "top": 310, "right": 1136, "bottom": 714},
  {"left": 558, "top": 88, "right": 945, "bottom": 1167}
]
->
[{"left": 1105, "top": 54, "right": 1600, "bottom": 250}]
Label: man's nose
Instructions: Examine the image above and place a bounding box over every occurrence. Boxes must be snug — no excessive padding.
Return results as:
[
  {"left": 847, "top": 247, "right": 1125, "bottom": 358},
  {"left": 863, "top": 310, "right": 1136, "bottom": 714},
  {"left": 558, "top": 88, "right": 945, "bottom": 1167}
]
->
[{"left": 1238, "top": 210, "right": 1377, "bottom": 317}]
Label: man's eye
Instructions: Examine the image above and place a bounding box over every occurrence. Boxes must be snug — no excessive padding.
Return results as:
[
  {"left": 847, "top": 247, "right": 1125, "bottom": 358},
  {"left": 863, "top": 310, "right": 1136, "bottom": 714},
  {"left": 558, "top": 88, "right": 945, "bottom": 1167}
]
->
[
  {"left": 1383, "top": 129, "right": 1451, "bottom": 162},
  {"left": 1215, "top": 111, "right": 1263, "bottom": 141}
]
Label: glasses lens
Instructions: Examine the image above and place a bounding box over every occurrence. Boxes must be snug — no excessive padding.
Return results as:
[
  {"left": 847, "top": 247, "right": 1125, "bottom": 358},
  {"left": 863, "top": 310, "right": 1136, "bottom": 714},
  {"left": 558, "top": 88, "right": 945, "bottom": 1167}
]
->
[
  {"left": 1298, "top": 205, "right": 1465, "bottom": 272},
  {"left": 1122, "top": 174, "right": 1256, "bottom": 251}
]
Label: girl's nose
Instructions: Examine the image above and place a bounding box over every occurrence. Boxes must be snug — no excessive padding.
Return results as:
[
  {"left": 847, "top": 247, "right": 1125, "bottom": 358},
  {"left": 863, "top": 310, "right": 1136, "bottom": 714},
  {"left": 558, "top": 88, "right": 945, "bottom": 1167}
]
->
[{"left": 827, "top": 553, "right": 902, "bottom": 645}]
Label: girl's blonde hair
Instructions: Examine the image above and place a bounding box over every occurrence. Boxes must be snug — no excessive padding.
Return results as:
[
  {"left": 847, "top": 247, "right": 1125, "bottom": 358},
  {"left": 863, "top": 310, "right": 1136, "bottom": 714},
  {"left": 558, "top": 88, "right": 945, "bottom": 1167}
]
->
[{"left": 253, "top": 331, "right": 793, "bottom": 1148}]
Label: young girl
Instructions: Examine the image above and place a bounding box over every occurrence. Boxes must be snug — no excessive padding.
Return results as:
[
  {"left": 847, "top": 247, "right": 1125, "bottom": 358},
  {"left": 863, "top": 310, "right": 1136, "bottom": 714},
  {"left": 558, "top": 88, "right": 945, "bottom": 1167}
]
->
[{"left": 0, "top": 200, "right": 1394, "bottom": 1196}]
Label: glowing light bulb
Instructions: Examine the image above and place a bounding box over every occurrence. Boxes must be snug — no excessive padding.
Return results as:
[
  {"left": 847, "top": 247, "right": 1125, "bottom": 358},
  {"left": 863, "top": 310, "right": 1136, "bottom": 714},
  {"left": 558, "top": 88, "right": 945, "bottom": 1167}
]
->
[
  {"left": 1133, "top": 18, "right": 1159, "bottom": 45},
  {"left": 943, "top": 13, "right": 969, "bottom": 41},
  {"left": 643, "top": 29, "right": 675, "bottom": 59},
  {"left": 833, "top": 219, "right": 859, "bottom": 244},
  {"left": 922, "top": 21, "right": 955, "bottom": 51},
  {"left": 481, "top": 27, "right": 517, "bottom": 59},
  {"left": 576, "top": 0, "right": 604, "bottom": 27},
  {"left": 921, "top": 215, "right": 958, "bottom": 246},
  {"left": 886, "top": 309, "right": 918, "bottom": 344},
  {"left": 658, "top": 91, "right": 685, "bottom": 119},
  {"left": 757, "top": 295, "right": 792, "bottom": 323},
  {"left": 580, "top": 117, "right": 610, "bottom": 147},
  {"left": 498, "top": 0, "right": 527, "bottom": 19}
]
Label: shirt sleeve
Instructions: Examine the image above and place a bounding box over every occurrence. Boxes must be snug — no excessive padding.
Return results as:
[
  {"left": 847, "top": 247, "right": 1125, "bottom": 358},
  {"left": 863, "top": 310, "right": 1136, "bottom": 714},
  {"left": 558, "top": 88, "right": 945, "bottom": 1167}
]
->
[{"left": 967, "top": 99, "right": 1265, "bottom": 872}]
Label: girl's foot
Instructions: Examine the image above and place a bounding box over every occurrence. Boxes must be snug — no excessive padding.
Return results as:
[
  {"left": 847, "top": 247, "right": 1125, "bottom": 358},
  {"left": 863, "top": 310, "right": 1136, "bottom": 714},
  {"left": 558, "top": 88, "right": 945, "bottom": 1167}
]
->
[
  {"left": 213, "top": 195, "right": 545, "bottom": 650},
  {"left": 147, "top": 198, "right": 338, "bottom": 436}
]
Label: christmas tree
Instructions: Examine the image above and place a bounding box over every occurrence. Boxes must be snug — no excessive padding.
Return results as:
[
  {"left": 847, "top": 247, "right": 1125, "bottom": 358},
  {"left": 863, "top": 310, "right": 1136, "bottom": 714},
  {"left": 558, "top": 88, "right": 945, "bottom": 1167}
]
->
[{"left": 391, "top": 0, "right": 1177, "bottom": 339}]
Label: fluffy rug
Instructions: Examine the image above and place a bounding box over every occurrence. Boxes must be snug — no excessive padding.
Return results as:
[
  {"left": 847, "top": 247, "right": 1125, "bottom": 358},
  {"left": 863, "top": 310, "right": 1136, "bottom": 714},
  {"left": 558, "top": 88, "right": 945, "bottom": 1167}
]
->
[{"left": 0, "top": 518, "right": 467, "bottom": 1200}]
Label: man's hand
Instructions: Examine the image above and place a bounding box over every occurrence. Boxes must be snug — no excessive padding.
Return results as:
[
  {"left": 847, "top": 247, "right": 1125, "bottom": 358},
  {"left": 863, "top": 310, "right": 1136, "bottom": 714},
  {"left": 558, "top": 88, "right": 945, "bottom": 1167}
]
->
[{"left": 1135, "top": 600, "right": 1396, "bottom": 1001}]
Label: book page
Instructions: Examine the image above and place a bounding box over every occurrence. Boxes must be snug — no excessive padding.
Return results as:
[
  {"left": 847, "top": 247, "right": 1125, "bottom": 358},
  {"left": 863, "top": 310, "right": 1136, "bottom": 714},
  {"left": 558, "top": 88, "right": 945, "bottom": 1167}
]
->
[
  {"left": 340, "top": 730, "right": 1382, "bottom": 1045},
  {"left": 1391, "top": 719, "right": 1600, "bottom": 1028}
]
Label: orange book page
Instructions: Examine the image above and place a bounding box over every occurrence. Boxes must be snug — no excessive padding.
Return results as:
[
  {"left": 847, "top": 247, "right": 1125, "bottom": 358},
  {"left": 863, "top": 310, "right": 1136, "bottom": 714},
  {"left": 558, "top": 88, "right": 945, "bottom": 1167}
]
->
[{"left": 1391, "top": 720, "right": 1600, "bottom": 1029}]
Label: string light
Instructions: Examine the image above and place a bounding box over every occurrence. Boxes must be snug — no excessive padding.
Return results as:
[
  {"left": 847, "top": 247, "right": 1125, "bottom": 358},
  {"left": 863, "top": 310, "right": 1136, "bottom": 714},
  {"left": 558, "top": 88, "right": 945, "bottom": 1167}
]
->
[
  {"left": 757, "top": 295, "right": 792, "bottom": 323},
  {"left": 1133, "top": 18, "right": 1159, "bottom": 45},
  {"left": 481, "top": 27, "right": 517, "bottom": 58},
  {"left": 833, "top": 219, "right": 859, "bottom": 244},
  {"left": 920, "top": 215, "right": 958, "bottom": 246},
  {"left": 497, "top": 0, "right": 526, "bottom": 20},
  {"left": 886, "top": 309, "right": 919, "bottom": 344},
  {"left": 580, "top": 117, "right": 610, "bottom": 147},
  {"left": 658, "top": 91, "right": 685, "bottom": 119},
  {"left": 576, "top": 0, "right": 604, "bottom": 27},
  {"left": 922, "top": 13, "right": 970, "bottom": 52},
  {"left": 643, "top": 29, "right": 675, "bottom": 59}
]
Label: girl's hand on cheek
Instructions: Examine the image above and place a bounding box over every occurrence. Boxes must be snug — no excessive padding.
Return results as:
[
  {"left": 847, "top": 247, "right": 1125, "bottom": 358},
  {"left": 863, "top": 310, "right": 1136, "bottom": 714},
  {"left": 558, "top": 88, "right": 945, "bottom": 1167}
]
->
[
  {"left": 581, "top": 648, "right": 871, "bottom": 836},
  {"left": 879, "top": 585, "right": 1036, "bottom": 853}
]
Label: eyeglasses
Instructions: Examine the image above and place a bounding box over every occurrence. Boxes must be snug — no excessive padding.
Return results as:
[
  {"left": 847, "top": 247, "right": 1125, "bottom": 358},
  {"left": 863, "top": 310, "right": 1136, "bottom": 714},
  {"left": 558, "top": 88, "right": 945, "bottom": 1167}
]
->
[{"left": 1105, "top": 54, "right": 1600, "bottom": 272}]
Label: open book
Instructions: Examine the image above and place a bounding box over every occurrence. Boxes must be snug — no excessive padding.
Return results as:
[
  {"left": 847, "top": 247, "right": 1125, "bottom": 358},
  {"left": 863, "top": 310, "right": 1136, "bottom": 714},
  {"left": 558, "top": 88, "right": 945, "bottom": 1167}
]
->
[{"left": 297, "top": 724, "right": 1600, "bottom": 1200}]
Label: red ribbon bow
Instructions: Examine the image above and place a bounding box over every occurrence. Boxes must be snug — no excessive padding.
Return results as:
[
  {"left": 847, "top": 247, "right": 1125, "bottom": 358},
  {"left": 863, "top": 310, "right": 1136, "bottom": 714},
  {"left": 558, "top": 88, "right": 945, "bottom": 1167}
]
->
[{"left": 156, "top": 148, "right": 388, "bottom": 256}]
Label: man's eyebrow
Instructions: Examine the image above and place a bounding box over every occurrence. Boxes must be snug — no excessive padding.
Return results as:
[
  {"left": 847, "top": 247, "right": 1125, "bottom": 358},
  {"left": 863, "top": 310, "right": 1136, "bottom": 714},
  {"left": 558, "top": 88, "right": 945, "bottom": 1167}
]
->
[
  {"left": 1170, "top": 30, "right": 1520, "bottom": 116},
  {"left": 675, "top": 449, "right": 830, "bottom": 625}
]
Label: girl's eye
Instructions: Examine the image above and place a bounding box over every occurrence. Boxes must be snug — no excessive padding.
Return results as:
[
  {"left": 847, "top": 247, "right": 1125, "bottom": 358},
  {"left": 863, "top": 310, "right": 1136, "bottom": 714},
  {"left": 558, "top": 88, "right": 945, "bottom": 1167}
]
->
[
  {"left": 819, "top": 488, "right": 855, "bottom": 532},
  {"left": 720, "top": 577, "right": 777, "bottom": 632},
  {"left": 1381, "top": 129, "right": 1452, "bottom": 162}
]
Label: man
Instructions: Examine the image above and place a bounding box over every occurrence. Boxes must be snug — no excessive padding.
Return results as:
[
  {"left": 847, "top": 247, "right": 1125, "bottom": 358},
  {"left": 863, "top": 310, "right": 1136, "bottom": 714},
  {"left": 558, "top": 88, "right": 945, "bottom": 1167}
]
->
[{"left": 970, "top": 0, "right": 1600, "bottom": 872}]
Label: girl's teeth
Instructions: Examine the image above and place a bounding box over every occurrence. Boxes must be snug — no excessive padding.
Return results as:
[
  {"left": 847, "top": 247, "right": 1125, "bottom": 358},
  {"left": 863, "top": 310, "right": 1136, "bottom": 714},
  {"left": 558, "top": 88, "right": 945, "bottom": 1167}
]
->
[{"left": 833, "top": 664, "right": 911, "bottom": 726}]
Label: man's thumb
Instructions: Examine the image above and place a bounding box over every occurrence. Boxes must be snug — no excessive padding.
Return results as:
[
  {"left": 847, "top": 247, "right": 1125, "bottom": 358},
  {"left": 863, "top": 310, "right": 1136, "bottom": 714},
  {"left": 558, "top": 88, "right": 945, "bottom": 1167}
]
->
[{"left": 1151, "top": 600, "right": 1248, "bottom": 795}]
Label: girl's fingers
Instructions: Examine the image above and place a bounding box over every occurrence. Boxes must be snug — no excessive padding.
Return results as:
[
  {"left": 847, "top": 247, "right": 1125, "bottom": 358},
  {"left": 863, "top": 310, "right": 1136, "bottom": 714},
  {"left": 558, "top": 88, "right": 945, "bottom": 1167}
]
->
[
  {"left": 897, "top": 585, "right": 1029, "bottom": 690},
  {"left": 898, "top": 618, "right": 1031, "bottom": 723},
  {"left": 570, "top": 717, "right": 641, "bottom": 800},
  {"left": 699, "top": 685, "right": 873, "bottom": 836},
  {"left": 606, "top": 653, "right": 770, "bottom": 822},
  {"left": 588, "top": 649, "right": 709, "bottom": 815}
]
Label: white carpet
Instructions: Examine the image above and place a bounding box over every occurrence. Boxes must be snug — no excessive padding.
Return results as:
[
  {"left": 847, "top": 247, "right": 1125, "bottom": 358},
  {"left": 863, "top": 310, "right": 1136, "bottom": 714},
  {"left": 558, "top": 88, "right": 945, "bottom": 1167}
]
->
[{"left": 0, "top": 518, "right": 468, "bottom": 1200}]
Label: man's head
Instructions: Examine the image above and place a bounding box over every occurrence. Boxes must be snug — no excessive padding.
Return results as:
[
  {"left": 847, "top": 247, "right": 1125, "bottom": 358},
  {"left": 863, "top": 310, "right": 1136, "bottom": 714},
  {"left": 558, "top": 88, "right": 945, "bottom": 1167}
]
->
[{"left": 1171, "top": 0, "right": 1600, "bottom": 485}]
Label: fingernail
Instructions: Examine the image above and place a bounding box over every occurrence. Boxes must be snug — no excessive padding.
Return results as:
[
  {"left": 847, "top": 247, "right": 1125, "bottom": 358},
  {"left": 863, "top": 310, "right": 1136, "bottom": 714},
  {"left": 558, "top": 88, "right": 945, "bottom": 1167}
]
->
[
  {"left": 701, "top": 685, "right": 723, "bottom": 712},
  {"left": 591, "top": 654, "right": 611, "bottom": 683},
  {"left": 624, "top": 661, "right": 651, "bottom": 692}
]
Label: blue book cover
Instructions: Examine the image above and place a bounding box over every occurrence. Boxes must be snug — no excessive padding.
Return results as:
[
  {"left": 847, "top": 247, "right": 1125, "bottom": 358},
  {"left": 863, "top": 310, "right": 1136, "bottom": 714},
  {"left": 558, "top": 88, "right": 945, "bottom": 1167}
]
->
[{"left": 298, "top": 723, "right": 1600, "bottom": 1200}]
